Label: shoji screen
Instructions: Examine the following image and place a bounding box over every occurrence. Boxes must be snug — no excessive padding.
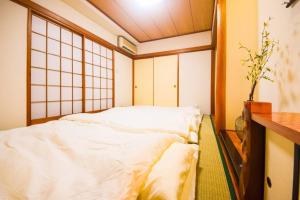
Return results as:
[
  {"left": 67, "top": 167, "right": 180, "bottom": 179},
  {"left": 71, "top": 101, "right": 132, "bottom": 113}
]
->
[
  {"left": 84, "top": 38, "right": 113, "bottom": 112},
  {"left": 30, "top": 15, "right": 83, "bottom": 121}
]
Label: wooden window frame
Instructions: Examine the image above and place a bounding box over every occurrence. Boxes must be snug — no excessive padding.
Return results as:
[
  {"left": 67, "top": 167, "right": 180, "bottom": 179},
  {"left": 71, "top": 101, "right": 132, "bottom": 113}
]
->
[{"left": 28, "top": 10, "right": 115, "bottom": 125}]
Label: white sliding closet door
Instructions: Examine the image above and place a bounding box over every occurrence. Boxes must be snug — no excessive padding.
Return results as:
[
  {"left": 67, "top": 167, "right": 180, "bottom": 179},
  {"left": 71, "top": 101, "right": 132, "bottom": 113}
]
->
[
  {"left": 179, "top": 51, "right": 211, "bottom": 114},
  {"left": 154, "top": 55, "right": 178, "bottom": 106},
  {"left": 134, "top": 58, "right": 154, "bottom": 105}
]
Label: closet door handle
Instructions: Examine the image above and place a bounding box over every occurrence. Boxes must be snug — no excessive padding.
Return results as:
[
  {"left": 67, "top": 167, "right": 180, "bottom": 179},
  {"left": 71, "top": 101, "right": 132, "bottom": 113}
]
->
[
  {"left": 134, "top": 85, "right": 138, "bottom": 89},
  {"left": 173, "top": 85, "right": 177, "bottom": 88}
]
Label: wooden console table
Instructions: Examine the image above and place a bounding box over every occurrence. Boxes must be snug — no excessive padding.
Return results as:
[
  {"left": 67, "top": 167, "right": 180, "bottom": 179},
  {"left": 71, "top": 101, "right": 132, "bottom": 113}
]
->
[
  {"left": 252, "top": 112, "right": 300, "bottom": 200},
  {"left": 219, "top": 102, "right": 300, "bottom": 200},
  {"left": 252, "top": 113, "right": 300, "bottom": 145}
]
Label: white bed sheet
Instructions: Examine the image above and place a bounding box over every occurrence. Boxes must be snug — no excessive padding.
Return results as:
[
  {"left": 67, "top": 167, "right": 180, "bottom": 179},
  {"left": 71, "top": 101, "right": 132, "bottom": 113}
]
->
[{"left": 62, "top": 106, "right": 203, "bottom": 142}]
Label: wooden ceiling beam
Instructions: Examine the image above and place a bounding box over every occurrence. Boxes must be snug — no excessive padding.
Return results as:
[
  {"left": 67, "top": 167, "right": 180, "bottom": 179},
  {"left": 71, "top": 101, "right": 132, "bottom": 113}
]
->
[{"left": 134, "top": 45, "right": 212, "bottom": 59}]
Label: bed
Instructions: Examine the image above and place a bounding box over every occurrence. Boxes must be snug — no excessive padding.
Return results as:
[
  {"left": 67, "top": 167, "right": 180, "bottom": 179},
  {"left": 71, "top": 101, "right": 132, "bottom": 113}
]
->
[
  {"left": 0, "top": 106, "right": 201, "bottom": 200},
  {"left": 61, "top": 106, "right": 203, "bottom": 144}
]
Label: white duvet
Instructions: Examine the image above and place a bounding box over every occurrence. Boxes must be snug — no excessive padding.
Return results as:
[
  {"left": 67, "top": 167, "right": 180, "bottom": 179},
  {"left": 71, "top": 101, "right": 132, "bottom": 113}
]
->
[
  {"left": 61, "top": 106, "right": 202, "bottom": 142},
  {"left": 0, "top": 120, "right": 180, "bottom": 200}
]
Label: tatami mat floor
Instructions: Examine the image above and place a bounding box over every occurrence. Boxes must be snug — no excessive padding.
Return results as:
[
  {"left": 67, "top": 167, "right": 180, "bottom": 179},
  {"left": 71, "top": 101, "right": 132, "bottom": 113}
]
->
[{"left": 196, "top": 115, "right": 233, "bottom": 200}]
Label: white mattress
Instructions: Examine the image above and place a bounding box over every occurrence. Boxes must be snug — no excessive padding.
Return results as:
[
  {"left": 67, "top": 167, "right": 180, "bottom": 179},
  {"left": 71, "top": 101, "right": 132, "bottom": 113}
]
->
[{"left": 62, "top": 106, "right": 203, "bottom": 143}]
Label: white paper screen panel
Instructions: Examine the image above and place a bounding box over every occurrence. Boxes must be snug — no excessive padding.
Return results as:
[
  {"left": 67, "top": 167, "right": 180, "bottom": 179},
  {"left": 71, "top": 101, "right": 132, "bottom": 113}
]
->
[
  {"left": 84, "top": 38, "right": 114, "bottom": 112},
  {"left": 32, "top": 15, "right": 46, "bottom": 35},
  {"left": 62, "top": 58, "right": 72, "bottom": 72},
  {"left": 31, "top": 68, "right": 46, "bottom": 85},
  {"left": 48, "top": 54, "right": 60, "bottom": 70},
  {"left": 47, "top": 86, "right": 60, "bottom": 101},
  {"left": 61, "top": 29, "right": 72, "bottom": 45},
  {"left": 30, "top": 14, "right": 114, "bottom": 123},
  {"left": 47, "top": 23, "right": 60, "bottom": 41},
  {"left": 30, "top": 15, "right": 83, "bottom": 121},
  {"left": 73, "top": 34, "right": 82, "bottom": 49},
  {"left": 47, "top": 39, "right": 60, "bottom": 56},
  {"left": 32, "top": 33, "right": 46, "bottom": 52},
  {"left": 48, "top": 102, "right": 60, "bottom": 117},
  {"left": 47, "top": 70, "right": 60, "bottom": 85},
  {"left": 31, "top": 50, "right": 46, "bottom": 68}
]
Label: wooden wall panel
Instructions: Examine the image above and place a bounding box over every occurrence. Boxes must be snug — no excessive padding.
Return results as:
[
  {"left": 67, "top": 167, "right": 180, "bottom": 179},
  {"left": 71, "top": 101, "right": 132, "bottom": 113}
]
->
[
  {"left": 114, "top": 0, "right": 163, "bottom": 40},
  {"left": 165, "top": 0, "right": 194, "bottom": 34},
  {"left": 190, "top": 0, "right": 215, "bottom": 31},
  {"left": 145, "top": 3, "right": 177, "bottom": 37},
  {"left": 88, "top": 0, "right": 150, "bottom": 42}
]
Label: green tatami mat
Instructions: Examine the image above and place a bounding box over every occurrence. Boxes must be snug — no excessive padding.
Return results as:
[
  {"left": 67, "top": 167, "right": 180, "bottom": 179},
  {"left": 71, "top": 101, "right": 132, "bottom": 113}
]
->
[{"left": 197, "top": 115, "right": 233, "bottom": 200}]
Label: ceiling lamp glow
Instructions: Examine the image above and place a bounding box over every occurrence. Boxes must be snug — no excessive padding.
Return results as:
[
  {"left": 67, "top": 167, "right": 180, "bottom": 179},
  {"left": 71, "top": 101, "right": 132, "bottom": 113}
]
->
[{"left": 137, "top": 0, "right": 163, "bottom": 6}]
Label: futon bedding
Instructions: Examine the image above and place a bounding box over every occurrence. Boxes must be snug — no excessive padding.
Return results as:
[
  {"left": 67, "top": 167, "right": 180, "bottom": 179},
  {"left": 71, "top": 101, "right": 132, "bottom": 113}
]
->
[
  {"left": 0, "top": 120, "right": 183, "bottom": 200},
  {"left": 61, "top": 106, "right": 202, "bottom": 143},
  {"left": 139, "top": 143, "right": 198, "bottom": 200}
]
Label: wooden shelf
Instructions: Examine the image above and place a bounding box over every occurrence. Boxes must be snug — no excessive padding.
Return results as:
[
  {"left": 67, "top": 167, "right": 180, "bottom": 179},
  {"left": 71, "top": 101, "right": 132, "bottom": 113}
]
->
[
  {"left": 222, "top": 130, "right": 246, "bottom": 161},
  {"left": 252, "top": 112, "right": 300, "bottom": 145}
]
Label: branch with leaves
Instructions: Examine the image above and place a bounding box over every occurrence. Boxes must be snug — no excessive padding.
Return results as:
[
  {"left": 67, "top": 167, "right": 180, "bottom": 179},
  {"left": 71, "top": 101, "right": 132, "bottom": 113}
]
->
[{"left": 239, "top": 18, "right": 278, "bottom": 101}]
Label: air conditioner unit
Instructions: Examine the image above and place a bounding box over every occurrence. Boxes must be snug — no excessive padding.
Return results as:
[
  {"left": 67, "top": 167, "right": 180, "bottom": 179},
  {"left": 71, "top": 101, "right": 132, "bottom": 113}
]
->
[{"left": 118, "top": 36, "right": 137, "bottom": 55}]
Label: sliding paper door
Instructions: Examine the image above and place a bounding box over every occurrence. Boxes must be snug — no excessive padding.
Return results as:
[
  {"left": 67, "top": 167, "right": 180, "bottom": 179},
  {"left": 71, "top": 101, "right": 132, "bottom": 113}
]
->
[
  {"left": 29, "top": 13, "right": 114, "bottom": 124},
  {"left": 84, "top": 38, "right": 113, "bottom": 112},
  {"left": 179, "top": 51, "right": 211, "bottom": 114},
  {"left": 134, "top": 58, "right": 154, "bottom": 105},
  {"left": 30, "top": 15, "right": 83, "bottom": 121},
  {"left": 154, "top": 55, "right": 178, "bottom": 106}
]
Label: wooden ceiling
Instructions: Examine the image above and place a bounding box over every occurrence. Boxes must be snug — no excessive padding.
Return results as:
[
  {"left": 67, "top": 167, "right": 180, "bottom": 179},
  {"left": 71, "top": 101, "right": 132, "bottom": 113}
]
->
[{"left": 88, "top": 0, "right": 215, "bottom": 43}]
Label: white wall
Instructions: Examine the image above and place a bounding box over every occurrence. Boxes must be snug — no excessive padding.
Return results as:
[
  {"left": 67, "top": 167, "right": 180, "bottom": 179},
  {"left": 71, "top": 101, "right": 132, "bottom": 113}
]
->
[
  {"left": 257, "top": 1, "right": 300, "bottom": 199},
  {"left": 137, "top": 31, "right": 211, "bottom": 54},
  {"left": 114, "top": 51, "right": 133, "bottom": 106},
  {"left": 258, "top": 0, "right": 300, "bottom": 112},
  {"left": 179, "top": 51, "right": 211, "bottom": 114},
  {"left": 0, "top": 0, "right": 27, "bottom": 130}
]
